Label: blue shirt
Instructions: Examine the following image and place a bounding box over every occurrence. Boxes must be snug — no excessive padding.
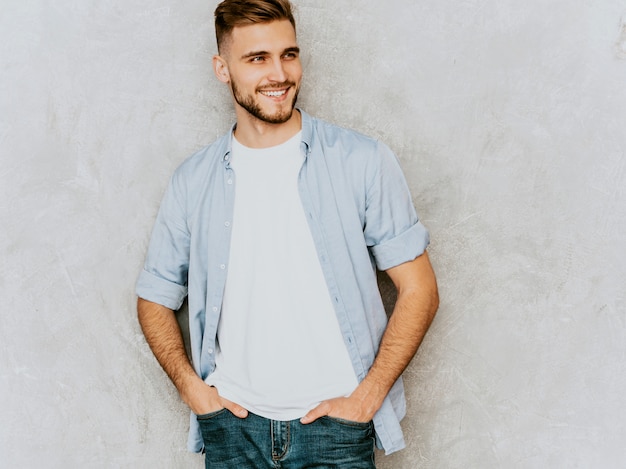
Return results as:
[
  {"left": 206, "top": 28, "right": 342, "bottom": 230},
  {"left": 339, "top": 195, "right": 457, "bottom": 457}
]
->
[{"left": 136, "top": 109, "right": 430, "bottom": 454}]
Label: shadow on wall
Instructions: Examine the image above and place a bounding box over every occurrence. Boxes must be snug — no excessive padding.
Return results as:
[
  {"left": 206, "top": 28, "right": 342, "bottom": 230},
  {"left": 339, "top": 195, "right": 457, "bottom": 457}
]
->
[{"left": 175, "top": 271, "right": 399, "bottom": 360}]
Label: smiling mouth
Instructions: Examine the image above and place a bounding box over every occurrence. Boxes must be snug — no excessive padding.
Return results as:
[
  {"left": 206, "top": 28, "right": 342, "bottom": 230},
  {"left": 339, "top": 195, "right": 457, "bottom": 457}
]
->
[
  {"left": 258, "top": 81, "right": 295, "bottom": 98},
  {"left": 259, "top": 89, "right": 288, "bottom": 97}
]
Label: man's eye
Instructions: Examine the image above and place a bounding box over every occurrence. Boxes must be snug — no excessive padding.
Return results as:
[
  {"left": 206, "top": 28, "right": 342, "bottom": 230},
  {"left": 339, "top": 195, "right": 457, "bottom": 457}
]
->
[{"left": 250, "top": 56, "right": 265, "bottom": 63}]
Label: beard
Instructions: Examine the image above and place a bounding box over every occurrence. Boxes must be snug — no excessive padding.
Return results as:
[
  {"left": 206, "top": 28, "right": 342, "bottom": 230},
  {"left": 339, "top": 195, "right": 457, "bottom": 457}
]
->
[{"left": 231, "top": 79, "right": 299, "bottom": 125}]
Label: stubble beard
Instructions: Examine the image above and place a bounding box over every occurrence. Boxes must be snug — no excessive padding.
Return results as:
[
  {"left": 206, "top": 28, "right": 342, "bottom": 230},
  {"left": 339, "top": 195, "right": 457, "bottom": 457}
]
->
[{"left": 231, "top": 79, "right": 299, "bottom": 125}]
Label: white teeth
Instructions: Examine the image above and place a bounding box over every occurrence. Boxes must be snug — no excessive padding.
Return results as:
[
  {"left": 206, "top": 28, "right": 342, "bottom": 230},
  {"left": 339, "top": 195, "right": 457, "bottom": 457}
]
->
[{"left": 261, "top": 90, "right": 286, "bottom": 97}]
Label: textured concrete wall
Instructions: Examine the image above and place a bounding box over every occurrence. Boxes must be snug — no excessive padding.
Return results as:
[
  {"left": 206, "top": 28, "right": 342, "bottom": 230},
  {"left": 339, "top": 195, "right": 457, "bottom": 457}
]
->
[{"left": 2, "top": 0, "right": 625, "bottom": 467}]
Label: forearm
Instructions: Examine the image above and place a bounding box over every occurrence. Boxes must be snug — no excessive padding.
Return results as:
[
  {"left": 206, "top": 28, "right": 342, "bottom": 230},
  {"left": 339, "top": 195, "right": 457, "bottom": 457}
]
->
[
  {"left": 137, "top": 297, "right": 248, "bottom": 417},
  {"left": 136, "top": 297, "right": 201, "bottom": 397},
  {"left": 355, "top": 288, "right": 438, "bottom": 410},
  {"left": 301, "top": 255, "right": 438, "bottom": 425},
  {"left": 352, "top": 254, "right": 439, "bottom": 414}
]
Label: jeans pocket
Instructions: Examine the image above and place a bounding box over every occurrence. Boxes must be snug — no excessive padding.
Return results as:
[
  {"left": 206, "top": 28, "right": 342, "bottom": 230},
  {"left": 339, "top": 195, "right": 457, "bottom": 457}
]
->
[
  {"left": 196, "top": 408, "right": 227, "bottom": 421},
  {"left": 310, "top": 416, "right": 376, "bottom": 467},
  {"left": 321, "top": 415, "right": 372, "bottom": 429}
]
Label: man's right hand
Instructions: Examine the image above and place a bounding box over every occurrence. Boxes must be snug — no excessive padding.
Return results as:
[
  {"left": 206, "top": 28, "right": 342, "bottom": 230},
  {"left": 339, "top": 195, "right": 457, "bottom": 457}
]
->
[
  {"left": 182, "top": 377, "right": 249, "bottom": 418},
  {"left": 136, "top": 299, "right": 248, "bottom": 419}
]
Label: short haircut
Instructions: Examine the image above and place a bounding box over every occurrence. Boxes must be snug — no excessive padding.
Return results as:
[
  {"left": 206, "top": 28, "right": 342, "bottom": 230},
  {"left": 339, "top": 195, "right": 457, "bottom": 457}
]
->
[{"left": 214, "top": 0, "right": 296, "bottom": 53}]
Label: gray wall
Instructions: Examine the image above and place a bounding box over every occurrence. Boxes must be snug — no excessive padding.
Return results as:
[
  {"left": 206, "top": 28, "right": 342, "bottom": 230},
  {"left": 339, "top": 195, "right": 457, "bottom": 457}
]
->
[{"left": 2, "top": 0, "right": 625, "bottom": 467}]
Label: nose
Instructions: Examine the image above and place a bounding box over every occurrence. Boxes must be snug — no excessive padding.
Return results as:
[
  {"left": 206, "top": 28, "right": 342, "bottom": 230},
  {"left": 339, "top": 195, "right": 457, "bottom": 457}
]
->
[{"left": 268, "top": 58, "right": 287, "bottom": 83}]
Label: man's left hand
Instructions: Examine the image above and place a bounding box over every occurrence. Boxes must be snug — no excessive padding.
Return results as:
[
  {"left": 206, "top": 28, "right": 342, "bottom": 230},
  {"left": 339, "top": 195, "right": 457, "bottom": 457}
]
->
[{"left": 300, "top": 395, "right": 377, "bottom": 425}]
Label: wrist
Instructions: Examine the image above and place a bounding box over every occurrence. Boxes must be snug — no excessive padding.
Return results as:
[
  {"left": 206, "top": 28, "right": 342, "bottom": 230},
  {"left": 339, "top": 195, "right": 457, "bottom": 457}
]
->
[
  {"left": 177, "top": 373, "right": 205, "bottom": 405},
  {"left": 351, "top": 378, "right": 387, "bottom": 417}
]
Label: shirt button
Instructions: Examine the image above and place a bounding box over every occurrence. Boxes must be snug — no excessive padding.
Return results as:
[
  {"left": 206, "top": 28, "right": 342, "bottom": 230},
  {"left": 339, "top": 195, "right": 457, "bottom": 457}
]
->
[
  {"left": 227, "top": 179, "right": 233, "bottom": 185},
  {"left": 220, "top": 264, "right": 226, "bottom": 269},
  {"left": 224, "top": 221, "right": 230, "bottom": 227},
  {"left": 212, "top": 306, "right": 218, "bottom": 312},
  {"left": 207, "top": 348, "right": 214, "bottom": 354}
]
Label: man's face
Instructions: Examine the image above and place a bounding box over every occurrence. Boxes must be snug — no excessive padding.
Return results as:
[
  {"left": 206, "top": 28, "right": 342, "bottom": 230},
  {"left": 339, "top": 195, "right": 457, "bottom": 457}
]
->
[{"left": 218, "top": 20, "right": 302, "bottom": 124}]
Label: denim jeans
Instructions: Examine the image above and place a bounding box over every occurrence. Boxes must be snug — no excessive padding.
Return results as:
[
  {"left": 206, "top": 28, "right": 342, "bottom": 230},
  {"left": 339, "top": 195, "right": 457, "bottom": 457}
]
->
[{"left": 197, "top": 410, "right": 376, "bottom": 468}]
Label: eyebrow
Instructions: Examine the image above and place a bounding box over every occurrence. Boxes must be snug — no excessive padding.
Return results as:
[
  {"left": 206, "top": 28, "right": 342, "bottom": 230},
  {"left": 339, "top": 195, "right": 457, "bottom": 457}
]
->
[{"left": 240, "top": 46, "right": 300, "bottom": 60}]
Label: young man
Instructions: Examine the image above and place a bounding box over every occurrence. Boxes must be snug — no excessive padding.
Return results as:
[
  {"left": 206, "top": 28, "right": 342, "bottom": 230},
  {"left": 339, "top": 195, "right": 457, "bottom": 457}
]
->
[{"left": 136, "top": 0, "right": 439, "bottom": 467}]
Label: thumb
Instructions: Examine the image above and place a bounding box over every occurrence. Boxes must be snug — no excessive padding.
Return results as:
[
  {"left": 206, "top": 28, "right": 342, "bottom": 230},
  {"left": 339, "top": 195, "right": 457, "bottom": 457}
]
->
[
  {"left": 300, "top": 401, "right": 329, "bottom": 425},
  {"left": 222, "top": 398, "right": 248, "bottom": 419}
]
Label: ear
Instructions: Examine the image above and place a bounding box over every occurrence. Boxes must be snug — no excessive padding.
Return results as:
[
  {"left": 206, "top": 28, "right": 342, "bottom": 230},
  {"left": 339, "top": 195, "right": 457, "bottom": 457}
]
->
[{"left": 213, "top": 55, "right": 230, "bottom": 83}]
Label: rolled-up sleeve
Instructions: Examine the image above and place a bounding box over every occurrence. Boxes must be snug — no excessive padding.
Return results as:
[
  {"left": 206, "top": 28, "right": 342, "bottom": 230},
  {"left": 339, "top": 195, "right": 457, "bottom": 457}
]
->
[
  {"left": 370, "top": 221, "right": 430, "bottom": 271},
  {"left": 136, "top": 170, "right": 190, "bottom": 310},
  {"left": 364, "top": 141, "right": 430, "bottom": 271}
]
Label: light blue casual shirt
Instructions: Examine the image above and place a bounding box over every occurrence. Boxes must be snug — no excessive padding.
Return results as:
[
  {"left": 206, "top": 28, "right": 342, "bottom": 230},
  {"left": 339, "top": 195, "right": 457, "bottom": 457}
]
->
[{"left": 136, "top": 109, "right": 430, "bottom": 455}]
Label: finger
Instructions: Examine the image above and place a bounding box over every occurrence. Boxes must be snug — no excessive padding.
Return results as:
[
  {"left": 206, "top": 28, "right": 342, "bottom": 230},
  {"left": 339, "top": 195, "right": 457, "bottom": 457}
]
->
[
  {"left": 220, "top": 397, "right": 249, "bottom": 418},
  {"left": 300, "top": 401, "right": 330, "bottom": 424}
]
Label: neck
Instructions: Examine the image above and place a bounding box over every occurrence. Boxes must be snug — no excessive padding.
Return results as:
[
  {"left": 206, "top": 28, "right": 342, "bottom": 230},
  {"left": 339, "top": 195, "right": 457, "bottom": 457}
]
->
[{"left": 233, "top": 108, "right": 302, "bottom": 148}]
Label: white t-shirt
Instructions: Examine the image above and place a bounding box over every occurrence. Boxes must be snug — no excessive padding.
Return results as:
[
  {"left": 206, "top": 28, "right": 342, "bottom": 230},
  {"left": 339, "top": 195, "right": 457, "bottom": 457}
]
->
[{"left": 205, "top": 131, "right": 358, "bottom": 420}]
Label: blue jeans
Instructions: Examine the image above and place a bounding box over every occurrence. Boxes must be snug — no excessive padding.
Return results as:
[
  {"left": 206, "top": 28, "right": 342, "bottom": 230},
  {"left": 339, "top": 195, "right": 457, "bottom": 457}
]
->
[{"left": 197, "top": 410, "right": 376, "bottom": 468}]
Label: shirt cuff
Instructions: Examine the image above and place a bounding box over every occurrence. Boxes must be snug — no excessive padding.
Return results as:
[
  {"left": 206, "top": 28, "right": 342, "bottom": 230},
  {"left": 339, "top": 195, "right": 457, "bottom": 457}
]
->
[
  {"left": 135, "top": 269, "right": 188, "bottom": 311},
  {"left": 371, "top": 221, "right": 430, "bottom": 271}
]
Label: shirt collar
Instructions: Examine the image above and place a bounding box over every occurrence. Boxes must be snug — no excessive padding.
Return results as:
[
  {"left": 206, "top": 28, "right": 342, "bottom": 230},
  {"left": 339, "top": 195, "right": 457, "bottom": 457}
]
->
[
  {"left": 299, "top": 109, "right": 312, "bottom": 156},
  {"left": 221, "top": 122, "right": 237, "bottom": 165},
  {"left": 221, "top": 108, "right": 312, "bottom": 165}
]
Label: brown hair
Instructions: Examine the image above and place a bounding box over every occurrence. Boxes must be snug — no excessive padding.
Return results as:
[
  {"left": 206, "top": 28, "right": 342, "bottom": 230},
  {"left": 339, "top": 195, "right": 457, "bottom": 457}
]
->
[{"left": 214, "top": 0, "right": 296, "bottom": 53}]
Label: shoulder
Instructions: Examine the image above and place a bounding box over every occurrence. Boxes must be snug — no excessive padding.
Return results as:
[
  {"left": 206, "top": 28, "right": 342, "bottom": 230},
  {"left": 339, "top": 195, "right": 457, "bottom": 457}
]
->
[
  {"left": 307, "top": 113, "right": 381, "bottom": 153},
  {"left": 303, "top": 113, "right": 398, "bottom": 178},
  {"left": 171, "top": 131, "right": 231, "bottom": 183}
]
